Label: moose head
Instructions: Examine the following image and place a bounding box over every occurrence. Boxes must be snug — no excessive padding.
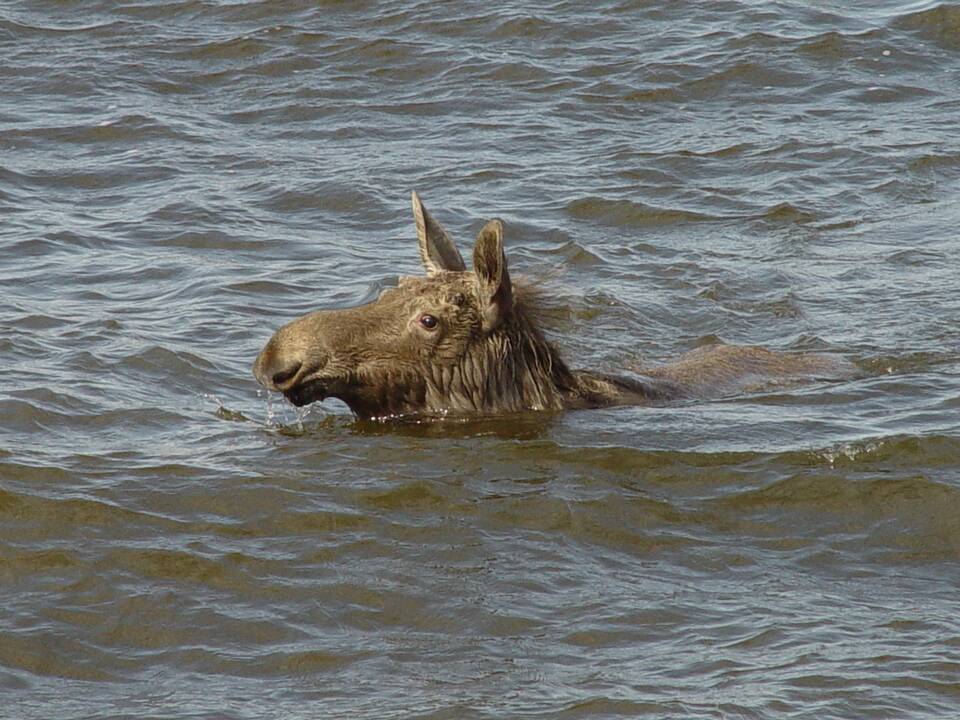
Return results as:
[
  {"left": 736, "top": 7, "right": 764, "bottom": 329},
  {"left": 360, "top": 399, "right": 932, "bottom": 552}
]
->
[{"left": 253, "top": 193, "right": 574, "bottom": 419}]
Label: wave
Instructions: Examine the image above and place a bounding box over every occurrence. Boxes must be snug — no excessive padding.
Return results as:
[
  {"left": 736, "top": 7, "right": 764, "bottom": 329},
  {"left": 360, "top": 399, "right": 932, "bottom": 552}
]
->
[
  {"left": 891, "top": 3, "right": 960, "bottom": 49},
  {"left": 565, "top": 197, "right": 715, "bottom": 227}
]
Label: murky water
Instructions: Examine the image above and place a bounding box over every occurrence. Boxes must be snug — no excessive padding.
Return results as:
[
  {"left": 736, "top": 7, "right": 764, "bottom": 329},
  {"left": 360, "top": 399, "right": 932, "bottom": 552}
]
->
[{"left": 3, "top": 1, "right": 960, "bottom": 718}]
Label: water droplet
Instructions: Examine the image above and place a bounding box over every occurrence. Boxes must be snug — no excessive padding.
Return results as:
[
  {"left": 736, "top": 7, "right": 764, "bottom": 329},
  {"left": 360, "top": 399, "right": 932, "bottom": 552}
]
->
[{"left": 294, "top": 405, "right": 311, "bottom": 432}]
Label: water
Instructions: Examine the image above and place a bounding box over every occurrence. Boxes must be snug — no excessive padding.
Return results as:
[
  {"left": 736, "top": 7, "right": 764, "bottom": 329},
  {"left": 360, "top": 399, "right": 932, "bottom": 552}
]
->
[{"left": 2, "top": 1, "right": 960, "bottom": 718}]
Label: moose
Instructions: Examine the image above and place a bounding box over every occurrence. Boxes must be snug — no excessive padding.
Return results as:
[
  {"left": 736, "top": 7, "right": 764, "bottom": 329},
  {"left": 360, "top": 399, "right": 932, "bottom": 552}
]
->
[{"left": 254, "top": 193, "right": 854, "bottom": 420}]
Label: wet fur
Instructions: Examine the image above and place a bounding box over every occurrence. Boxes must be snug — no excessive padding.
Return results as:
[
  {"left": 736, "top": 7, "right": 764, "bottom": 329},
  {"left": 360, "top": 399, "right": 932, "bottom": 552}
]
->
[{"left": 254, "top": 193, "right": 854, "bottom": 420}]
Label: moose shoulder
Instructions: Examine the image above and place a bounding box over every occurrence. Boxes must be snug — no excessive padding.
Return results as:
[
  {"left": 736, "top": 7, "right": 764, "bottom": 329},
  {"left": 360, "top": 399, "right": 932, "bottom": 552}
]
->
[{"left": 253, "top": 193, "right": 854, "bottom": 420}]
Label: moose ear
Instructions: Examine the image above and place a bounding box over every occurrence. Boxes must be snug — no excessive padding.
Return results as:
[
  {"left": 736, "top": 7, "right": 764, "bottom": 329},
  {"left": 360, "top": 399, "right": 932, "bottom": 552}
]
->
[
  {"left": 412, "top": 191, "right": 467, "bottom": 275},
  {"left": 472, "top": 219, "right": 513, "bottom": 331}
]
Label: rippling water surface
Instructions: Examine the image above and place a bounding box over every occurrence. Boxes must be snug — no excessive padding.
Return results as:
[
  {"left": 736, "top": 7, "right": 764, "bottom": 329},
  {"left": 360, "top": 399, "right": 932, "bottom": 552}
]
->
[{"left": 3, "top": 1, "right": 960, "bottom": 718}]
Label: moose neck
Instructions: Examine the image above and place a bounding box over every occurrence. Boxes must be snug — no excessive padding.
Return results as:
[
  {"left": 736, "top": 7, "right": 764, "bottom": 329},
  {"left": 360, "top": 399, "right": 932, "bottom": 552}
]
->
[{"left": 420, "top": 312, "right": 577, "bottom": 416}]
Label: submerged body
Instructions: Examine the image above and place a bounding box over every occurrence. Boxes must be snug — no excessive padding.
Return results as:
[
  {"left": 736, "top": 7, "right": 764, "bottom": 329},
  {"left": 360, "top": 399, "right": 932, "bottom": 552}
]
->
[{"left": 254, "top": 193, "right": 854, "bottom": 420}]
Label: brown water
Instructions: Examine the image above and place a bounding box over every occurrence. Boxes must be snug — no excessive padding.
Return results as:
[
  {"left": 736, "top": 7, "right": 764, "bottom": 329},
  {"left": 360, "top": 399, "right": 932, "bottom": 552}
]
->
[{"left": 3, "top": 1, "right": 960, "bottom": 718}]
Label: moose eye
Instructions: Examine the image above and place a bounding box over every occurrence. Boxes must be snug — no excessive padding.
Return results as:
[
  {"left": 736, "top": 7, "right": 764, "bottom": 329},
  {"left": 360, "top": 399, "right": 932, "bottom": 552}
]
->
[{"left": 419, "top": 314, "right": 439, "bottom": 330}]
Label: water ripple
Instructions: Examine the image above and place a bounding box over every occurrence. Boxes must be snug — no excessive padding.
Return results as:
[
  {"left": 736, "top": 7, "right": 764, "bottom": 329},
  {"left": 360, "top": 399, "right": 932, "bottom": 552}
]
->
[{"left": 3, "top": 1, "right": 960, "bottom": 717}]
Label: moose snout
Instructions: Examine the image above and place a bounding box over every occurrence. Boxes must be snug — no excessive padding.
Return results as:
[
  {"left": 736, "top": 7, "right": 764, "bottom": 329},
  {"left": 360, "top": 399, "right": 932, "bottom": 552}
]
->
[
  {"left": 253, "top": 309, "right": 345, "bottom": 395},
  {"left": 253, "top": 340, "right": 306, "bottom": 391},
  {"left": 268, "top": 359, "right": 302, "bottom": 388}
]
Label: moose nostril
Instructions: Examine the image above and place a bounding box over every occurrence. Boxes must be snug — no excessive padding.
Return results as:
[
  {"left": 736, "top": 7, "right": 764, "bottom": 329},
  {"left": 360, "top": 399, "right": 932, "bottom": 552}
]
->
[{"left": 271, "top": 361, "right": 302, "bottom": 387}]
